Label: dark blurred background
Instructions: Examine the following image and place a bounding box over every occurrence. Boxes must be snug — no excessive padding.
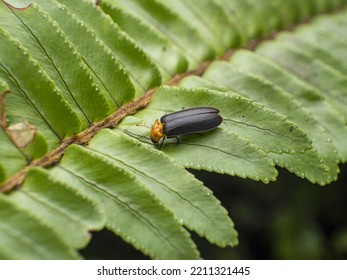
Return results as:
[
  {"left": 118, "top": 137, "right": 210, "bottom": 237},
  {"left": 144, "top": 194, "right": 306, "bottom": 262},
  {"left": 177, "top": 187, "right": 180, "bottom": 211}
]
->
[{"left": 81, "top": 164, "right": 347, "bottom": 260}]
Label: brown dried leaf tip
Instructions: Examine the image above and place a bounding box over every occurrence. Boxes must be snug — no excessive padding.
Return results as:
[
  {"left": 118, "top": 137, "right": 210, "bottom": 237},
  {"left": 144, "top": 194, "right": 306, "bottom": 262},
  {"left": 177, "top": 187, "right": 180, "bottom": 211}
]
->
[
  {"left": 1, "top": 88, "right": 37, "bottom": 148},
  {"left": 6, "top": 120, "right": 37, "bottom": 148},
  {"left": 3, "top": 0, "right": 32, "bottom": 10}
]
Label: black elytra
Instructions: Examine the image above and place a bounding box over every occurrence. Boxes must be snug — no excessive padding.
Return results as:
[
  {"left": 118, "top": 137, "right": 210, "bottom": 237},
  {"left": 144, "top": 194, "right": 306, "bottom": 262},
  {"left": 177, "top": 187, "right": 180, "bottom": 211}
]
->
[{"left": 150, "top": 107, "right": 222, "bottom": 148}]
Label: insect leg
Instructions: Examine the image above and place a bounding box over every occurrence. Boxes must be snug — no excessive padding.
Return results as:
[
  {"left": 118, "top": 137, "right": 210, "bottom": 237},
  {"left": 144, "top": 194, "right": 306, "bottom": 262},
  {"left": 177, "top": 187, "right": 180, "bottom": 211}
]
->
[{"left": 158, "top": 137, "right": 166, "bottom": 149}]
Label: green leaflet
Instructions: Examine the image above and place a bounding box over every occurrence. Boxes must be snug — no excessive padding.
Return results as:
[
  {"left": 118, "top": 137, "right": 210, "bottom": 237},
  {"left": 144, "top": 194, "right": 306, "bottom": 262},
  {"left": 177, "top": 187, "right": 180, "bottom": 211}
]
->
[
  {"left": 230, "top": 50, "right": 347, "bottom": 163},
  {"left": 0, "top": 3, "right": 87, "bottom": 131},
  {"left": 0, "top": 194, "right": 80, "bottom": 259},
  {"left": 179, "top": 75, "right": 231, "bottom": 92},
  {"left": 124, "top": 86, "right": 312, "bottom": 182},
  {"left": 159, "top": 0, "right": 243, "bottom": 55},
  {"left": 222, "top": 0, "right": 280, "bottom": 38},
  {"left": 219, "top": 0, "right": 344, "bottom": 39},
  {"left": 52, "top": 144, "right": 200, "bottom": 260},
  {"left": 87, "top": 129, "right": 238, "bottom": 247},
  {"left": 7, "top": 167, "right": 105, "bottom": 248},
  {"left": 0, "top": 27, "right": 80, "bottom": 141},
  {"left": 256, "top": 41, "right": 347, "bottom": 121},
  {"left": 122, "top": 116, "right": 276, "bottom": 183},
  {"left": 102, "top": 0, "right": 215, "bottom": 69},
  {"left": 181, "top": 77, "right": 338, "bottom": 185},
  {"left": 0, "top": 77, "right": 7, "bottom": 93},
  {"left": 315, "top": 8, "right": 347, "bottom": 38},
  {"left": 100, "top": 1, "right": 188, "bottom": 81},
  {"left": 144, "top": 86, "right": 311, "bottom": 155},
  {"left": 32, "top": 0, "right": 135, "bottom": 108},
  {"left": 282, "top": 26, "right": 347, "bottom": 75},
  {"left": 21, "top": 131, "right": 48, "bottom": 160},
  {"left": 201, "top": 62, "right": 338, "bottom": 184},
  {"left": 1, "top": 3, "right": 111, "bottom": 126},
  {"left": 53, "top": 0, "right": 160, "bottom": 97},
  {"left": 286, "top": 25, "right": 347, "bottom": 61},
  {"left": 157, "top": 128, "right": 276, "bottom": 183},
  {"left": 0, "top": 150, "right": 5, "bottom": 183}
]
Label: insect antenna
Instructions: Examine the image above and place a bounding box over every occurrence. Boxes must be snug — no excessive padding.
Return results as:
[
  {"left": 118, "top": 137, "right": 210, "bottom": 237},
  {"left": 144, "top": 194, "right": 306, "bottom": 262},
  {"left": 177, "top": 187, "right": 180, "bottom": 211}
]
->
[{"left": 121, "top": 128, "right": 152, "bottom": 142}]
